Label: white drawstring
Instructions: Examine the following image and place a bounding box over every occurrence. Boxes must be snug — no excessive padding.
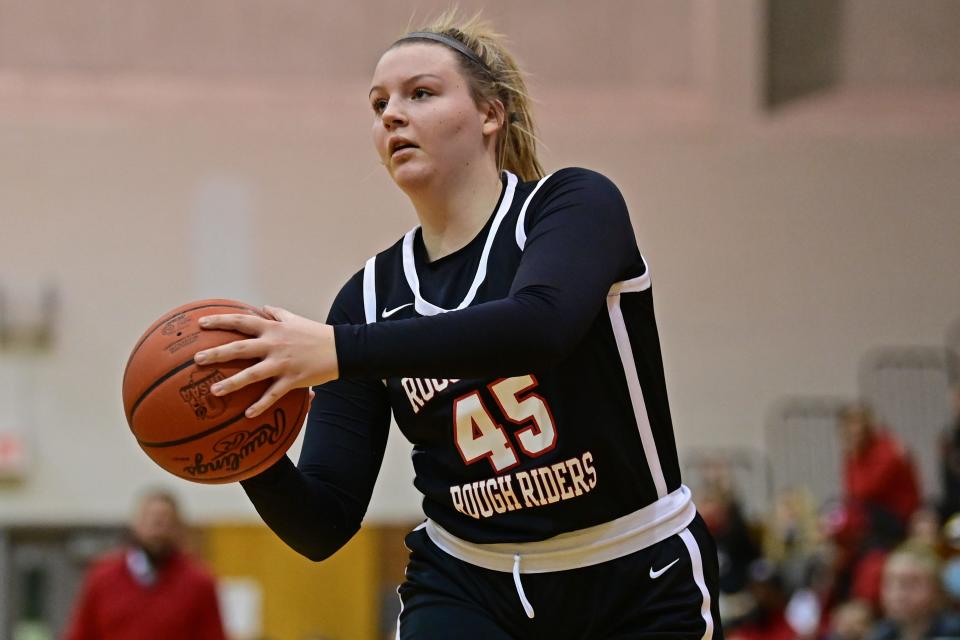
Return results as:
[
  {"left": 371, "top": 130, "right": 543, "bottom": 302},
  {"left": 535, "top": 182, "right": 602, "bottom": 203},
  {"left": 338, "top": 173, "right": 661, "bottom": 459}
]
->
[{"left": 512, "top": 553, "right": 535, "bottom": 619}]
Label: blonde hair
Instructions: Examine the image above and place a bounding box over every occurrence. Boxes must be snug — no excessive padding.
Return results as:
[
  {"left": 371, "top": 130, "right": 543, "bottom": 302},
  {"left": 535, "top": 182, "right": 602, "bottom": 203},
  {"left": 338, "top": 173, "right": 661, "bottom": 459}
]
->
[
  {"left": 885, "top": 542, "right": 942, "bottom": 579},
  {"left": 392, "top": 11, "right": 544, "bottom": 182}
]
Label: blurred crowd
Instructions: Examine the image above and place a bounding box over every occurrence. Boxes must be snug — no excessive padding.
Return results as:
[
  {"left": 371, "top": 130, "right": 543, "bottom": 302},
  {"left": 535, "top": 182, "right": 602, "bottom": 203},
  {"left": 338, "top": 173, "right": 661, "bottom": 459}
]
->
[
  {"left": 49, "top": 385, "right": 960, "bottom": 640},
  {"left": 707, "top": 384, "right": 960, "bottom": 640}
]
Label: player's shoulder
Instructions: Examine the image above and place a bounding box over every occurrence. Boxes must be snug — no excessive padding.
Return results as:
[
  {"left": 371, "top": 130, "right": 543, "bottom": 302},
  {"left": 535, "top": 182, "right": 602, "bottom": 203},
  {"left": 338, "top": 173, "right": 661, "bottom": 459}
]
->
[
  {"left": 523, "top": 166, "right": 626, "bottom": 208},
  {"left": 520, "top": 166, "right": 629, "bottom": 227},
  {"left": 329, "top": 268, "right": 366, "bottom": 324},
  {"left": 535, "top": 166, "right": 622, "bottom": 191}
]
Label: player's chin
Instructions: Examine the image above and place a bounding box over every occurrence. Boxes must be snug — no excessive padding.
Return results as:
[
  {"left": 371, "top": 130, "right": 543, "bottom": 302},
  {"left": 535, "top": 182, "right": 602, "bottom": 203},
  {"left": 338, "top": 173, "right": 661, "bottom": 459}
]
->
[{"left": 388, "top": 158, "right": 433, "bottom": 190}]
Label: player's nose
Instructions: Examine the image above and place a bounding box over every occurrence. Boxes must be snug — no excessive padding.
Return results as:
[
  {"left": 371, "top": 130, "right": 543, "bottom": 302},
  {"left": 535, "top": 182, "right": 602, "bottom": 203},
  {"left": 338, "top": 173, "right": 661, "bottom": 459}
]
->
[{"left": 380, "top": 97, "right": 408, "bottom": 129}]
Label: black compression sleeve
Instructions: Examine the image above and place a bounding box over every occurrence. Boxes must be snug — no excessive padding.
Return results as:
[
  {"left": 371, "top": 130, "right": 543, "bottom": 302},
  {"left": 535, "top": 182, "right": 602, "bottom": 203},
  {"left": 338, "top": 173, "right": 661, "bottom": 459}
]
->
[
  {"left": 240, "top": 271, "right": 392, "bottom": 561},
  {"left": 334, "top": 168, "right": 641, "bottom": 379}
]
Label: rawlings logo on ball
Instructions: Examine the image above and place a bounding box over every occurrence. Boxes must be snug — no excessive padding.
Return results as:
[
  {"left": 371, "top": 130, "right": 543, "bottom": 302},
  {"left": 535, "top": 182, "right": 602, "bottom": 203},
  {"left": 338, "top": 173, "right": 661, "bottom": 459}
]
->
[
  {"left": 182, "top": 408, "right": 287, "bottom": 477},
  {"left": 179, "top": 369, "right": 227, "bottom": 420}
]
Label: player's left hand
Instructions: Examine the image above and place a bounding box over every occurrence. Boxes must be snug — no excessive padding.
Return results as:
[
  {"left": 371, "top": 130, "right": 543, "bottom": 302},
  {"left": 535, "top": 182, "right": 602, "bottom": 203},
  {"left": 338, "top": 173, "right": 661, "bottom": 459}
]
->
[{"left": 193, "top": 306, "right": 338, "bottom": 418}]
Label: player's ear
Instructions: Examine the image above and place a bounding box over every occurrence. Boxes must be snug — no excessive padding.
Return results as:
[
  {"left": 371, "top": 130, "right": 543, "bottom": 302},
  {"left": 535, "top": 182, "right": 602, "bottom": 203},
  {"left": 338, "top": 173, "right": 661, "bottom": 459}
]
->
[{"left": 481, "top": 98, "right": 506, "bottom": 137}]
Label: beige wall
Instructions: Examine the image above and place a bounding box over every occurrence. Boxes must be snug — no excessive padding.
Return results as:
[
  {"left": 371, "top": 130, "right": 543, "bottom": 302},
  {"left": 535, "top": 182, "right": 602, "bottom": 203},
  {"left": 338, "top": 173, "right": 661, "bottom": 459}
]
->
[
  {"left": 0, "top": 1, "right": 958, "bottom": 524},
  {"left": 0, "top": 0, "right": 700, "bottom": 88}
]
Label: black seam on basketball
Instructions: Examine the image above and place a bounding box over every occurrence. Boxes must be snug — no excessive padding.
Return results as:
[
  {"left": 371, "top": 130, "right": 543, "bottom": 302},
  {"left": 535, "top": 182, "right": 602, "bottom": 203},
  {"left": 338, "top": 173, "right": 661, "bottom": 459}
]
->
[
  {"left": 138, "top": 411, "right": 247, "bottom": 448},
  {"left": 123, "top": 302, "right": 262, "bottom": 388},
  {"left": 127, "top": 358, "right": 199, "bottom": 423}
]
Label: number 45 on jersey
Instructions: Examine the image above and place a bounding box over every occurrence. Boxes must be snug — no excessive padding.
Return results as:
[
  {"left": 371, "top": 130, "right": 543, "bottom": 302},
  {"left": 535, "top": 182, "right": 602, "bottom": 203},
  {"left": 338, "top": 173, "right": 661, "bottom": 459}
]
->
[{"left": 453, "top": 374, "right": 557, "bottom": 473}]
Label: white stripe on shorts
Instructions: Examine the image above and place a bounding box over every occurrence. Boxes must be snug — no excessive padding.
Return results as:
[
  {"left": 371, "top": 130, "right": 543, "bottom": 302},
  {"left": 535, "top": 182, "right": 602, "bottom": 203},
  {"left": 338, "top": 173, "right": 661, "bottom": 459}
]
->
[
  {"left": 678, "top": 528, "right": 713, "bottom": 640},
  {"left": 394, "top": 583, "right": 403, "bottom": 640}
]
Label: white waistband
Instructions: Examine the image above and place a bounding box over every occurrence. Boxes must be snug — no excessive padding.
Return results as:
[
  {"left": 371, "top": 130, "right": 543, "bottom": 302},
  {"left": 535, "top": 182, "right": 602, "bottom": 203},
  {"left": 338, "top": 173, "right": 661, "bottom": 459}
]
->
[{"left": 424, "top": 484, "right": 696, "bottom": 574}]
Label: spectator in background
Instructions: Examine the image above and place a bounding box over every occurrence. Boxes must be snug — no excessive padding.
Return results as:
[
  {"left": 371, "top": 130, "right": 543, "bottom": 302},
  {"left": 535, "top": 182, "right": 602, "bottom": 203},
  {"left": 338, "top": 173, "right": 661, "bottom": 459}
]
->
[
  {"left": 826, "top": 600, "right": 874, "bottom": 640},
  {"left": 939, "top": 384, "right": 960, "bottom": 520},
  {"left": 866, "top": 544, "right": 960, "bottom": 640},
  {"left": 765, "top": 486, "right": 822, "bottom": 594},
  {"left": 905, "top": 505, "right": 943, "bottom": 552},
  {"left": 699, "top": 482, "right": 762, "bottom": 624},
  {"left": 697, "top": 457, "right": 762, "bottom": 596},
  {"left": 690, "top": 455, "right": 760, "bottom": 625},
  {"left": 64, "top": 489, "right": 226, "bottom": 640},
  {"left": 727, "top": 560, "right": 798, "bottom": 640},
  {"left": 819, "top": 500, "right": 890, "bottom": 613},
  {"left": 941, "top": 513, "right": 960, "bottom": 611},
  {"left": 840, "top": 403, "right": 920, "bottom": 538}
]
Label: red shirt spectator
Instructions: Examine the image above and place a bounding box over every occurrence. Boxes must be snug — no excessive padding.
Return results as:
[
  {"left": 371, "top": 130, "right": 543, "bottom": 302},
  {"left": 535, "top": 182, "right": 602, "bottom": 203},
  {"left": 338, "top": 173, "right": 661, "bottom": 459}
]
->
[
  {"left": 821, "top": 500, "right": 890, "bottom": 614},
  {"left": 65, "top": 548, "right": 225, "bottom": 640},
  {"left": 730, "top": 560, "right": 799, "bottom": 640},
  {"left": 729, "top": 610, "right": 795, "bottom": 640},
  {"left": 841, "top": 405, "right": 920, "bottom": 525},
  {"left": 64, "top": 489, "right": 226, "bottom": 640},
  {"left": 850, "top": 547, "right": 888, "bottom": 608}
]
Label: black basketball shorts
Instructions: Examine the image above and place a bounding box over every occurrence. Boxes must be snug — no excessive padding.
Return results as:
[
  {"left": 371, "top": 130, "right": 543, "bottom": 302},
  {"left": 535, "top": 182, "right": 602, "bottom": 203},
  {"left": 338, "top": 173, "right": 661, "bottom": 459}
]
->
[{"left": 395, "top": 513, "right": 723, "bottom": 639}]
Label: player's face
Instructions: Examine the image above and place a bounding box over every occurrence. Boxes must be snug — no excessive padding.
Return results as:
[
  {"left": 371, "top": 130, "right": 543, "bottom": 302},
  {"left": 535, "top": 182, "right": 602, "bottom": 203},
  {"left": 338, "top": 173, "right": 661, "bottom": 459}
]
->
[{"left": 369, "top": 43, "right": 498, "bottom": 191}]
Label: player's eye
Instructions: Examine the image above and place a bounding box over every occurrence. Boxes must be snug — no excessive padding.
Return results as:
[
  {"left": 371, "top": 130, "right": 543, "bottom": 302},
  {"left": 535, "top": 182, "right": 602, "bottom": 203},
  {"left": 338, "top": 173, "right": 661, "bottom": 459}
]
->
[
  {"left": 412, "top": 88, "right": 432, "bottom": 100},
  {"left": 372, "top": 98, "right": 388, "bottom": 114}
]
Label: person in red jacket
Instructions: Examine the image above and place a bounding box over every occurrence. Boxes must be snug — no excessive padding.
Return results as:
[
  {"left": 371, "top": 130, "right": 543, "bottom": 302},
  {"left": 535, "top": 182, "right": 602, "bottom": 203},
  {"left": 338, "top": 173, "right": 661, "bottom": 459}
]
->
[
  {"left": 64, "top": 489, "right": 226, "bottom": 640},
  {"left": 727, "top": 560, "right": 797, "bottom": 640},
  {"left": 840, "top": 403, "right": 921, "bottom": 532}
]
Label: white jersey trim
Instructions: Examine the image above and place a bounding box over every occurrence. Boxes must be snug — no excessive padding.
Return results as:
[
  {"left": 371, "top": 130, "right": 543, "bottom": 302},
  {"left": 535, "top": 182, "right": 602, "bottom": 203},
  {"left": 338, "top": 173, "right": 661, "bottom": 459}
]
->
[
  {"left": 608, "top": 256, "right": 651, "bottom": 296},
  {"left": 679, "top": 528, "right": 715, "bottom": 640},
  {"left": 515, "top": 173, "right": 554, "bottom": 250},
  {"left": 423, "top": 484, "right": 695, "bottom": 573},
  {"left": 607, "top": 258, "right": 668, "bottom": 498},
  {"left": 362, "top": 255, "right": 377, "bottom": 324},
  {"left": 401, "top": 171, "right": 518, "bottom": 316}
]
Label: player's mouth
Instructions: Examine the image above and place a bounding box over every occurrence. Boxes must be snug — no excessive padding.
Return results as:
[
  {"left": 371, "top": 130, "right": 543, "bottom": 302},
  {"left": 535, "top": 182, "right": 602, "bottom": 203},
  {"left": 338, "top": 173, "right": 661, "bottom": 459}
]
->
[{"left": 389, "top": 137, "right": 419, "bottom": 157}]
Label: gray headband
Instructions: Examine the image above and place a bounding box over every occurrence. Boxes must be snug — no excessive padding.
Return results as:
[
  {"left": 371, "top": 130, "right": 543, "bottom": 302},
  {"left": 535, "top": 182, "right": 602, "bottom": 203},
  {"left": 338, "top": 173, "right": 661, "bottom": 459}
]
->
[{"left": 394, "top": 31, "right": 491, "bottom": 74}]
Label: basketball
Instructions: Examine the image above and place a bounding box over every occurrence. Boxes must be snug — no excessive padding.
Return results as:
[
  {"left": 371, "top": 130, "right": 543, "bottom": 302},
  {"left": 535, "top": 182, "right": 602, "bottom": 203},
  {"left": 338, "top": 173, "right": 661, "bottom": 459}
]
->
[{"left": 122, "top": 299, "right": 310, "bottom": 484}]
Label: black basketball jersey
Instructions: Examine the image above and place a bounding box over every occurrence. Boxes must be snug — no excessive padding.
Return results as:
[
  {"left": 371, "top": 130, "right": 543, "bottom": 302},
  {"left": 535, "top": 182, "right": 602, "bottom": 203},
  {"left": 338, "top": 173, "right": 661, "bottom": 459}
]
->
[{"left": 355, "top": 168, "right": 683, "bottom": 543}]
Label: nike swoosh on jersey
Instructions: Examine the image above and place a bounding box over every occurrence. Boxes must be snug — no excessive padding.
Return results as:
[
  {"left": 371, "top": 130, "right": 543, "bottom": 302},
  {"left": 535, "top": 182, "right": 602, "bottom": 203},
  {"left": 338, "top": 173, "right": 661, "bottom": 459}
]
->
[
  {"left": 382, "top": 303, "right": 414, "bottom": 318},
  {"left": 649, "top": 558, "right": 680, "bottom": 579}
]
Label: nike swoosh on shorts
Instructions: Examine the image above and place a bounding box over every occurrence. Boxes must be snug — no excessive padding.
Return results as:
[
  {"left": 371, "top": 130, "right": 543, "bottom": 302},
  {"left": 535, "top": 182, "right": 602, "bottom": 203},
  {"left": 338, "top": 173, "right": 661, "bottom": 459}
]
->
[{"left": 649, "top": 558, "right": 680, "bottom": 579}]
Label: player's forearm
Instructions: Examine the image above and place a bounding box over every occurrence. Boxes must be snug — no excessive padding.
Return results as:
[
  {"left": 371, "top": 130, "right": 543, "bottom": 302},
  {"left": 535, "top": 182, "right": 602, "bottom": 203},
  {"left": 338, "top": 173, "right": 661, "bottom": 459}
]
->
[
  {"left": 334, "top": 289, "right": 595, "bottom": 379},
  {"left": 240, "top": 456, "right": 363, "bottom": 561}
]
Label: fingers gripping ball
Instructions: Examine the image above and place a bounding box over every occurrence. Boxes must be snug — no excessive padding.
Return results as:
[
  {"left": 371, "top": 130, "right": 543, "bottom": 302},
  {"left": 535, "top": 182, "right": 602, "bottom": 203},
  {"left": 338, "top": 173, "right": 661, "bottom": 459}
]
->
[{"left": 122, "top": 299, "right": 310, "bottom": 484}]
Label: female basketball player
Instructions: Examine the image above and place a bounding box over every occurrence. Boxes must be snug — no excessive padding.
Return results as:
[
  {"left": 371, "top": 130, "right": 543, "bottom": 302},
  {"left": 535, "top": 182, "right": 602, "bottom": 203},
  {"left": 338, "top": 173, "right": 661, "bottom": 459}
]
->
[{"left": 195, "top": 13, "right": 723, "bottom": 639}]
